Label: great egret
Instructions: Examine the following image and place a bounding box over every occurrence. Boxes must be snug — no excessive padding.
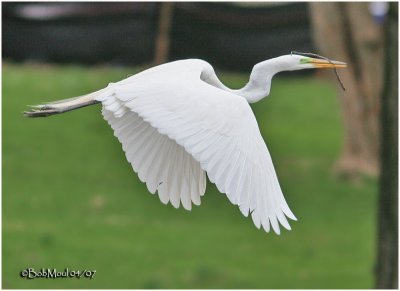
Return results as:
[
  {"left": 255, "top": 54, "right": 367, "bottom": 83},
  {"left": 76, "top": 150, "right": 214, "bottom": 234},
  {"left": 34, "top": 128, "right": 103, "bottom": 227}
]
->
[{"left": 25, "top": 53, "right": 346, "bottom": 234}]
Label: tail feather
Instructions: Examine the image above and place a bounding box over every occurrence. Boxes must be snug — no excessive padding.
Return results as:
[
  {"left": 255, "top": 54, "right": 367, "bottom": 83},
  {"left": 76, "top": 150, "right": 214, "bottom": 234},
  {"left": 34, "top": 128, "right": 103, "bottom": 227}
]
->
[{"left": 24, "top": 89, "right": 104, "bottom": 118}]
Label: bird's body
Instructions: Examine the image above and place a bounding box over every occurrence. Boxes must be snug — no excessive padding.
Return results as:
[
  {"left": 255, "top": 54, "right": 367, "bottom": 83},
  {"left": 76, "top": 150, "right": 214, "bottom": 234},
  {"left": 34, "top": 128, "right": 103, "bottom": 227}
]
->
[{"left": 25, "top": 54, "right": 346, "bottom": 234}]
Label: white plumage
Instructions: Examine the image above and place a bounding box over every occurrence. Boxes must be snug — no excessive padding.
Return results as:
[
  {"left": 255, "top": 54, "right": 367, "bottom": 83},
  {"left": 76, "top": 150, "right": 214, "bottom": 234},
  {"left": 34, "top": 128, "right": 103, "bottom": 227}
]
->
[{"left": 26, "top": 54, "right": 347, "bottom": 234}]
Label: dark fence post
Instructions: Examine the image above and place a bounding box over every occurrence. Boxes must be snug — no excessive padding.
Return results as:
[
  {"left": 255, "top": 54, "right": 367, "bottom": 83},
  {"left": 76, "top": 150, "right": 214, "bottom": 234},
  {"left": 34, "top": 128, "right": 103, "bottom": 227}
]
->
[
  {"left": 375, "top": 2, "right": 398, "bottom": 289},
  {"left": 154, "top": 2, "right": 174, "bottom": 65}
]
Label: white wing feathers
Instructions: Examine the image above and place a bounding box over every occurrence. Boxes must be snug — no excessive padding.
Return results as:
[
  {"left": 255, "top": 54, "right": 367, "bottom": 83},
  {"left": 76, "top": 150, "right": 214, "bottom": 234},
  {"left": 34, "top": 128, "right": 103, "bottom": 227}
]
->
[
  {"left": 102, "top": 108, "right": 205, "bottom": 210},
  {"left": 96, "top": 60, "right": 296, "bottom": 233}
]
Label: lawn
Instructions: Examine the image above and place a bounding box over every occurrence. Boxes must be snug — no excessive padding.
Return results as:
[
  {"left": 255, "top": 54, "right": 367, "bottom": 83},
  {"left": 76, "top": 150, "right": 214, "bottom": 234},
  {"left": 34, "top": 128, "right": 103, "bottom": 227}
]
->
[{"left": 3, "top": 62, "right": 377, "bottom": 288}]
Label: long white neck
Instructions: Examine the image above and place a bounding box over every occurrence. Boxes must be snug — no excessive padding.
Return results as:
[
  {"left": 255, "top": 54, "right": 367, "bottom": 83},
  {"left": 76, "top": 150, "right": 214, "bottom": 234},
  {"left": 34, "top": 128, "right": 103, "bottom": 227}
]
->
[{"left": 203, "top": 56, "right": 292, "bottom": 103}]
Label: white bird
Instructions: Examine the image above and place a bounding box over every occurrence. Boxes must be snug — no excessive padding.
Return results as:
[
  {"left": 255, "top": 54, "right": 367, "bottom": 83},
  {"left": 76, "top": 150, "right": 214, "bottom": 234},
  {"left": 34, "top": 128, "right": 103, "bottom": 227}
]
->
[{"left": 25, "top": 53, "right": 346, "bottom": 234}]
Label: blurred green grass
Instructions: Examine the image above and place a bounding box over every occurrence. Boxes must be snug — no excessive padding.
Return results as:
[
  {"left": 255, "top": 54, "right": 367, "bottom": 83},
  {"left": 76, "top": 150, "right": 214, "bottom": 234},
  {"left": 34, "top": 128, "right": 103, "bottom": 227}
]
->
[{"left": 3, "top": 62, "right": 377, "bottom": 288}]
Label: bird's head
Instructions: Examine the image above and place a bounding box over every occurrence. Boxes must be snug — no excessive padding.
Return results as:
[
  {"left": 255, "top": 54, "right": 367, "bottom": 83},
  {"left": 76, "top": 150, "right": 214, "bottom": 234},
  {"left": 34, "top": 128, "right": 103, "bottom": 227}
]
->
[
  {"left": 241, "top": 52, "right": 348, "bottom": 102},
  {"left": 282, "top": 52, "right": 347, "bottom": 71}
]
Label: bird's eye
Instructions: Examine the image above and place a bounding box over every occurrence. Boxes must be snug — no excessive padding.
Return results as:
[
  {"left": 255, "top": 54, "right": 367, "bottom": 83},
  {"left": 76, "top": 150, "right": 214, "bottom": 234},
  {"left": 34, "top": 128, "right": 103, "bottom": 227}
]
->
[{"left": 300, "top": 58, "right": 309, "bottom": 64}]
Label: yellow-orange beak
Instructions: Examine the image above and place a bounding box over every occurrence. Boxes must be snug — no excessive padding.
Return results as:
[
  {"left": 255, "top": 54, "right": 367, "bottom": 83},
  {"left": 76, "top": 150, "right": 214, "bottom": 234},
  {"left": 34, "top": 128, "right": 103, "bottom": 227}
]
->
[{"left": 308, "top": 58, "right": 347, "bottom": 68}]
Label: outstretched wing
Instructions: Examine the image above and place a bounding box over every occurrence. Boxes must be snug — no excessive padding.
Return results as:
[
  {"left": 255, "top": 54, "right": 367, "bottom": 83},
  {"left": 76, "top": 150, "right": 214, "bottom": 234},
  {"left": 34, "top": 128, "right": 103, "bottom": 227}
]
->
[
  {"left": 102, "top": 108, "right": 206, "bottom": 210},
  {"left": 96, "top": 61, "right": 296, "bottom": 233}
]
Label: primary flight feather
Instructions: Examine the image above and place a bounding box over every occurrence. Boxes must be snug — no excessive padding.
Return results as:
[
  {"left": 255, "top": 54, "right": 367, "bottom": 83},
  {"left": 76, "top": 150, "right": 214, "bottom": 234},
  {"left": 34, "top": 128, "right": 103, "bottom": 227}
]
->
[{"left": 25, "top": 54, "right": 346, "bottom": 234}]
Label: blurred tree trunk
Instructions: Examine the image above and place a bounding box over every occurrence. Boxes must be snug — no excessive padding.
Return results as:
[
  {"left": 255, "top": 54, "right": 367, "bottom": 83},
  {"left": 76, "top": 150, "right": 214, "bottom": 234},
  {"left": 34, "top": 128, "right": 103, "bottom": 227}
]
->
[
  {"left": 375, "top": 3, "right": 398, "bottom": 289},
  {"left": 154, "top": 2, "right": 174, "bottom": 65},
  {"left": 309, "top": 3, "right": 384, "bottom": 177}
]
